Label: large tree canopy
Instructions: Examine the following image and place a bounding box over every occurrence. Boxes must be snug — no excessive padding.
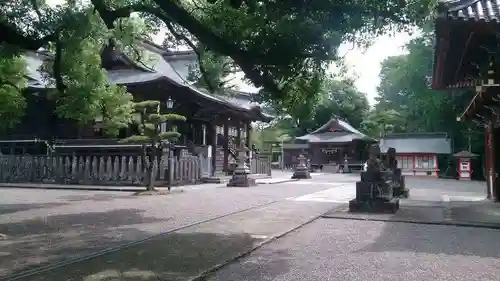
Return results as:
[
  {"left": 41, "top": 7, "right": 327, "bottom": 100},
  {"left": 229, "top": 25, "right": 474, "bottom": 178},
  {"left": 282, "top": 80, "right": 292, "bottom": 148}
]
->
[
  {"left": 373, "top": 25, "right": 482, "bottom": 154},
  {"left": 261, "top": 77, "right": 369, "bottom": 139},
  {"left": 0, "top": 0, "right": 434, "bottom": 128}
]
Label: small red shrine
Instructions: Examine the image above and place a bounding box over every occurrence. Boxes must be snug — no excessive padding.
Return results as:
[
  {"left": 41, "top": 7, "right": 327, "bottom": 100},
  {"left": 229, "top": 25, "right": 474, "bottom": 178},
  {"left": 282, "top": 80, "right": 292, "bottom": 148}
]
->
[{"left": 453, "top": 150, "right": 479, "bottom": 181}]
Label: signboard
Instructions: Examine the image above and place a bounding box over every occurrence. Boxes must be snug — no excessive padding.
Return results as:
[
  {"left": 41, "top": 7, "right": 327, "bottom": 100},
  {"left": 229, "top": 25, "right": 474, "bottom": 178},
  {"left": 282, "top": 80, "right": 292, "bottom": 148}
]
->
[
  {"left": 320, "top": 148, "right": 340, "bottom": 154},
  {"left": 328, "top": 122, "right": 342, "bottom": 132},
  {"left": 460, "top": 160, "right": 470, "bottom": 171}
]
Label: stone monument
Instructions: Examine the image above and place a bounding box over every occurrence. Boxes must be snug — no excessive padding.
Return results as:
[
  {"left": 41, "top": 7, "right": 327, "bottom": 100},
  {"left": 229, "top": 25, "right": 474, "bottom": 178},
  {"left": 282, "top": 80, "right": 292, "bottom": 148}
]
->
[
  {"left": 348, "top": 143, "right": 399, "bottom": 213},
  {"left": 227, "top": 146, "right": 257, "bottom": 187},
  {"left": 291, "top": 154, "right": 311, "bottom": 179},
  {"left": 384, "top": 147, "right": 409, "bottom": 198}
]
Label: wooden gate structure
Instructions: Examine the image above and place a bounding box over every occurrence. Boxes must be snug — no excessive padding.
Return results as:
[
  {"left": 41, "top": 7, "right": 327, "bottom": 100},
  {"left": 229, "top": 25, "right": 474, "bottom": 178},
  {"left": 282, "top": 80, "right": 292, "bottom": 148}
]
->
[{"left": 432, "top": 0, "right": 500, "bottom": 200}]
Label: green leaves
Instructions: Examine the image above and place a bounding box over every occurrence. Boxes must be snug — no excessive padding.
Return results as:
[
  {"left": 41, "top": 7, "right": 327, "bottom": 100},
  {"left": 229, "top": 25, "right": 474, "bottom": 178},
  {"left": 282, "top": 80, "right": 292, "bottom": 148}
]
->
[
  {"left": 186, "top": 47, "right": 236, "bottom": 94},
  {"left": 361, "top": 108, "right": 406, "bottom": 137},
  {"left": 263, "top": 76, "right": 369, "bottom": 137},
  {"left": 134, "top": 100, "right": 160, "bottom": 111},
  {"left": 119, "top": 135, "right": 150, "bottom": 143},
  {"left": 0, "top": 0, "right": 437, "bottom": 137},
  {"left": 163, "top": 114, "right": 187, "bottom": 122},
  {"left": 127, "top": 100, "right": 186, "bottom": 144},
  {"left": 374, "top": 24, "right": 482, "bottom": 153},
  {"left": 0, "top": 49, "right": 27, "bottom": 131},
  {"left": 158, "top": 131, "right": 181, "bottom": 140},
  {"left": 36, "top": 8, "right": 140, "bottom": 136}
]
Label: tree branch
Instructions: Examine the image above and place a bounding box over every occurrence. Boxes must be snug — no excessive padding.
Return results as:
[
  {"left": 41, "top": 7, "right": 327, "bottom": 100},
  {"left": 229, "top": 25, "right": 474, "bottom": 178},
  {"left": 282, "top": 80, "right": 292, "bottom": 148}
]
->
[
  {"left": 53, "top": 35, "right": 66, "bottom": 92},
  {"left": 164, "top": 22, "right": 216, "bottom": 93},
  {"left": 29, "top": 0, "right": 44, "bottom": 21},
  {"left": 149, "top": 0, "right": 284, "bottom": 97},
  {"left": 3, "top": 0, "right": 402, "bottom": 99},
  {"left": 0, "top": 21, "right": 55, "bottom": 50},
  {"left": 0, "top": 79, "right": 22, "bottom": 92}
]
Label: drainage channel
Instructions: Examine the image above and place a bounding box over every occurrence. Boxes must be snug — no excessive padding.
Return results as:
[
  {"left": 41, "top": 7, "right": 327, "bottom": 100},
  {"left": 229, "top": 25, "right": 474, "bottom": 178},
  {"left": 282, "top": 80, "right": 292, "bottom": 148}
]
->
[{"left": 3, "top": 200, "right": 280, "bottom": 281}]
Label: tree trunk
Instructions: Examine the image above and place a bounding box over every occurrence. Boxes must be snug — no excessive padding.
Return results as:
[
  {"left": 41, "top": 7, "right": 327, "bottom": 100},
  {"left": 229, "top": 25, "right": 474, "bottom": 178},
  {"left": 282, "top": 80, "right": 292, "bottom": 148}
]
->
[
  {"left": 146, "top": 166, "right": 155, "bottom": 191},
  {"left": 146, "top": 146, "right": 157, "bottom": 191},
  {"left": 140, "top": 145, "right": 155, "bottom": 191}
]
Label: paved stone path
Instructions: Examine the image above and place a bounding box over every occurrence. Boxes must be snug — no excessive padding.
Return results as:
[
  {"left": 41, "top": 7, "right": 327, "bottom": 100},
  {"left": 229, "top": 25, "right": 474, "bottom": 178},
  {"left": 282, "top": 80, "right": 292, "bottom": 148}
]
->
[
  {"left": 208, "top": 218, "right": 500, "bottom": 281},
  {"left": 0, "top": 173, "right": 343, "bottom": 279},
  {"left": 0, "top": 174, "right": 497, "bottom": 281}
]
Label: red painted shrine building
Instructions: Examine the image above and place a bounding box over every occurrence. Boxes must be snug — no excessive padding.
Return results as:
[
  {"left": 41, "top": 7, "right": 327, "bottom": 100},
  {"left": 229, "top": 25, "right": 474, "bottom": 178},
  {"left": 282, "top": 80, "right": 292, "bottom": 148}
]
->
[
  {"left": 432, "top": 0, "right": 500, "bottom": 199},
  {"left": 379, "top": 133, "right": 452, "bottom": 177}
]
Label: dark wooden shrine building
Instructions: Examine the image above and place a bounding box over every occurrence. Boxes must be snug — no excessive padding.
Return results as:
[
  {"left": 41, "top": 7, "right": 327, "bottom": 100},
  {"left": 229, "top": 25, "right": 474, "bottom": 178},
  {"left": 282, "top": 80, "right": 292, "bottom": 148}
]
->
[
  {"left": 283, "top": 118, "right": 375, "bottom": 171},
  {"left": 2, "top": 41, "right": 272, "bottom": 175},
  {"left": 432, "top": 0, "right": 500, "bottom": 200}
]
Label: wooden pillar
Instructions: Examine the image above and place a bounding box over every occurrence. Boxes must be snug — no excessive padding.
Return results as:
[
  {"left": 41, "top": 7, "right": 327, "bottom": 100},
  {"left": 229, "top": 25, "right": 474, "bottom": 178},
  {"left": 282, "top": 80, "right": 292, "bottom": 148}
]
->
[
  {"left": 245, "top": 122, "right": 251, "bottom": 148},
  {"left": 236, "top": 123, "right": 242, "bottom": 147},
  {"left": 245, "top": 122, "right": 251, "bottom": 162},
  {"left": 485, "top": 122, "right": 496, "bottom": 200},
  {"left": 191, "top": 122, "right": 196, "bottom": 144},
  {"left": 202, "top": 124, "right": 207, "bottom": 145},
  {"left": 210, "top": 122, "right": 217, "bottom": 176},
  {"left": 493, "top": 125, "right": 500, "bottom": 201},
  {"left": 223, "top": 120, "right": 229, "bottom": 172}
]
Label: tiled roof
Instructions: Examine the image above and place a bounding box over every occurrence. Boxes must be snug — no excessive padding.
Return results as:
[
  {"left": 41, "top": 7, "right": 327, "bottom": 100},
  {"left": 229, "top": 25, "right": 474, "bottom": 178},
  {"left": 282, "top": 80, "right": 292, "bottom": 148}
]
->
[
  {"left": 23, "top": 53, "right": 165, "bottom": 88},
  {"left": 382, "top": 132, "right": 449, "bottom": 139},
  {"left": 22, "top": 43, "right": 272, "bottom": 122},
  {"left": 296, "top": 118, "right": 375, "bottom": 143},
  {"left": 439, "top": 0, "right": 500, "bottom": 22},
  {"left": 380, "top": 133, "right": 452, "bottom": 154},
  {"left": 309, "top": 118, "right": 373, "bottom": 138},
  {"left": 296, "top": 132, "right": 374, "bottom": 143},
  {"left": 453, "top": 150, "right": 479, "bottom": 157}
]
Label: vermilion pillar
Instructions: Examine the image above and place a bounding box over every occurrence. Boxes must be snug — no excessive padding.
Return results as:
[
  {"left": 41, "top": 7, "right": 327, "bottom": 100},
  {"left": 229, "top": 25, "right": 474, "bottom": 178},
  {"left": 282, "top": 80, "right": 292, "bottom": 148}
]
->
[{"left": 485, "top": 122, "right": 496, "bottom": 200}]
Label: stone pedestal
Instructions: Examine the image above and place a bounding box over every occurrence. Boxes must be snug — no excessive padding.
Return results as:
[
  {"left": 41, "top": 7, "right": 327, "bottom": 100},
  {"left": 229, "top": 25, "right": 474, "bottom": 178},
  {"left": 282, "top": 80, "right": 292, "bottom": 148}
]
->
[
  {"left": 348, "top": 144, "right": 399, "bottom": 213},
  {"left": 391, "top": 168, "right": 410, "bottom": 198},
  {"left": 348, "top": 197, "right": 400, "bottom": 213},
  {"left": 227, "top": 147, "right": 257, "bottom": 187},
  {"left": 349, "top": 178, "right": 399, "bottom": 213},
  {"left": 292, "top": 154, "right": 311, "bottom": 179}
]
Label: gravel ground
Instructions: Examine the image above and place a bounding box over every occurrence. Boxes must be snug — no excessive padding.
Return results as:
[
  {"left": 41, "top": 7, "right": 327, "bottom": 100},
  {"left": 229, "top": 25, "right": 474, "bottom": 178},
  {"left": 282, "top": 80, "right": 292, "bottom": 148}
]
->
[
  {"left": 0, "top": 174, "right": 352, "bottom": 278},
  {"left": 209, "top": 218, "right": 500, "bottom": 281},
  {"left": 0, "top": 174, "right": 492, "bottom": 280}
]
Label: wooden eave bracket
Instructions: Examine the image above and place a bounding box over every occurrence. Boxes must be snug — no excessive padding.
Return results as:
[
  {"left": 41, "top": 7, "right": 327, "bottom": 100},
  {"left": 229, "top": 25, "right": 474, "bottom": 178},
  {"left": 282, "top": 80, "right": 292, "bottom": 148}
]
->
[{"left": 459, "top": 85, "right": 483, "bottom": 121}]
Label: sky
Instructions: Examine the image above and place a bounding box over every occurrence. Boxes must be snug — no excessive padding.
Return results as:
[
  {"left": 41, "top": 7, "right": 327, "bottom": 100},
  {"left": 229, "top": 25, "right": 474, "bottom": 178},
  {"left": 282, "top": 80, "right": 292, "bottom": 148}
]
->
[{"left": 336, "top": 33, "right": 415, "bottom": 105}]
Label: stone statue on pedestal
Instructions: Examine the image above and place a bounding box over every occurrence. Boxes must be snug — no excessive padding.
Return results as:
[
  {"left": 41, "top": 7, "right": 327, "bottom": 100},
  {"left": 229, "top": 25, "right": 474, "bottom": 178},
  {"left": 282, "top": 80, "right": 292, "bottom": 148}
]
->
[
  {"left": 291, "top": 154, "right": 311, "bottom": 179},
  {"left": 384, "top": 147, "right": 409, "bottom": 198},
  {"left": 227, "top": 146, "right": 257, "bottom": 187},
  {"left": 348, "top": 143, "right": 399, "bottom": 213}
]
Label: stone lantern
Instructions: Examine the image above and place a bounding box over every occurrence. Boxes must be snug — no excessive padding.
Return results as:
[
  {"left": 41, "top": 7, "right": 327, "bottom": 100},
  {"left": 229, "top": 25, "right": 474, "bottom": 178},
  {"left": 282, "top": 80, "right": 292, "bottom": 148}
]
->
[
  {"left": 291, "top": 154, "right": 311, "bottom": 179},
  {"left": 227, "top": 146, "right": 257, "bottom": 187}
]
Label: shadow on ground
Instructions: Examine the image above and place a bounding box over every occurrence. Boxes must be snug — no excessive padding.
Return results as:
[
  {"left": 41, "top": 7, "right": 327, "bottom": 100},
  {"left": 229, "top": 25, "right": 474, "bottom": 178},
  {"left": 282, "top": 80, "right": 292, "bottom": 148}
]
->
[
  {"left": 0, "top": 203, "right": 68, "bottom": 216},
  {"left": 358, "top": 217, "right": 500, "bottom": 258},
  {"left": 202, "top": 247, "right": 293, "bottom": 281},
  {"left": 448, "top": 200, "right": 500, "bottom": 225},
  {"left": 0, "top": 209, "right": 171, "bottom": 278},
  {"left": 322, "top": 204, "right": 446, "bottom": 224},
  {"left": 58, "top": 193, "right": 136, "bottom": 202},
  {"left": 13, "top": 232, "right": 263, "bottom": 281}
]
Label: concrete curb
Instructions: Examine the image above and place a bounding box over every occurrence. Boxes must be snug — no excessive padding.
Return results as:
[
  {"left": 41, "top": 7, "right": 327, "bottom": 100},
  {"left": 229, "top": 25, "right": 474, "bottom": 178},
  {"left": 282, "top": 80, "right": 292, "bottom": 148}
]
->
[
  {"left": 257, "top": 179, "right": 299, "bottom": 185},
  {"left": 321, "top": 214, "right": 500, "bottom": 230},
  {"left": 0, "top": 184, "right": 146, "bottom": 192},
  {"left": 188, "top": 209, "right": 330, "bottom": 281}
]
